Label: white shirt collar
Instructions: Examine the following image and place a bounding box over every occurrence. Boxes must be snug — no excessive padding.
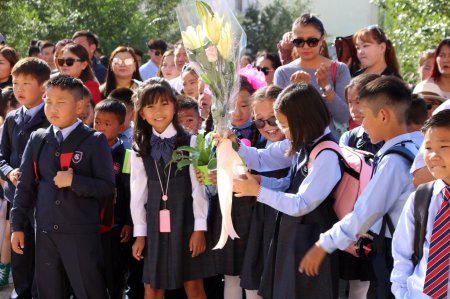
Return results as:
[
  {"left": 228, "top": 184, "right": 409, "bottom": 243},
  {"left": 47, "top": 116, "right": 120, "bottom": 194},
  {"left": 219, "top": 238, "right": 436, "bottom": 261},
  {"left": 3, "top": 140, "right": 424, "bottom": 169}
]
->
[{"left": 152, "top": 123, "right": 176, "bottom": 138}]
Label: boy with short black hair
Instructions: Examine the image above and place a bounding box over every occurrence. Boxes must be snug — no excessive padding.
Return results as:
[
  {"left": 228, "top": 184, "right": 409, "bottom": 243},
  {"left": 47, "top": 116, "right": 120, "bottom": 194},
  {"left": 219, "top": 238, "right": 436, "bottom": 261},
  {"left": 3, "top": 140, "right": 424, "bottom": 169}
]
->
[
  {"left": 177, "top": 95, "right": 203, "bottom": 135},
  {"left": 108, "top": 87, "right": 135, "bottom": 149},
  {"left": 0, "top": 57, "right": 50, "bottom": 299},
  {"left": 299, "top": 76, "right": 418, "bottom": 298},
  {"left": 94, "top": 98, "right": 137, "bottom": 298},
  {"left": 391, "top": 109, "right": 450, "bottom": 298},
  {"left": 10, "top": 75, "right": 114, "bottom": 299}
]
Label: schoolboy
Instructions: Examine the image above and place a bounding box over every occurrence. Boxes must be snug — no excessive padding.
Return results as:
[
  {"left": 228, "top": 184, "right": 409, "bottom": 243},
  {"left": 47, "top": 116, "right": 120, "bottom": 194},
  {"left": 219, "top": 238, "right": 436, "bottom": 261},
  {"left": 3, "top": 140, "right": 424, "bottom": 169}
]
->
[
  {"left": 176, "top": 95, "right": 203, "bottom": 135},
  {"left": 0, "top": 57, "right": 50, "bottom": 299},
  {"left": 391, "top": 110, "right": 450, "bottom": 298},
  {"left": 93, "top": 99, "right": 136, "bottom": 298},
  {"left": 407, "top": 96, "right": 428, "bottom": 148},
  {"left": 108, "top": 87, "right": 135, "bottom": 149},
  {"left": 299, "top": 76, "right": 418, "bottom": 298},
  {"left": 10, "top": 75, "right": 114, "bottom": 299}
]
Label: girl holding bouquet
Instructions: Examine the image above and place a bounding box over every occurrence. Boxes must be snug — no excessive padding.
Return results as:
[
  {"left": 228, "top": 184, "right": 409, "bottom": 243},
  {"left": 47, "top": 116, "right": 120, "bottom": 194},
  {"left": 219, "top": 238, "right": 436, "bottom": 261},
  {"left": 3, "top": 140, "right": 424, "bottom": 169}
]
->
[{"left": 130, "top": 78, "right": 215, "bottom": 299}]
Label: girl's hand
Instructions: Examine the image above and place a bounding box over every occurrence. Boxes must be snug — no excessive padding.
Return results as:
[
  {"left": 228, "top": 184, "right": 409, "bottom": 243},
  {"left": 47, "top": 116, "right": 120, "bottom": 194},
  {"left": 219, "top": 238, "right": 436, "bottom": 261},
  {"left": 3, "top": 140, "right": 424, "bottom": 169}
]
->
[
  {"left": 208, "top": 169, "right": 217, "bottom": 185},
  {"left": 233, "top": 172, "right": 260, "bottom": 197},
  {"left": 189, "top": 231, "right": 206, "bottom": 257},
  {"left": 212, "top": 130, "right": 235, "bottom": 145},
  {"left": 120, "top": 225, "right": 132, "bottom": 243},
  {"left": 290, "top": 71, "right": 311, "bottom": 84},
  {"left": 195, "top": 169, "right": 205, "bottom": 185},
  {"left": 315, "top": 63, "right": 330, "bottom": 89},
  {"left": 132, "top": 236, "right": 145, "bottom": 261},
  {"left": 298, "top": 242, "right": 327, "bottom": 276}
]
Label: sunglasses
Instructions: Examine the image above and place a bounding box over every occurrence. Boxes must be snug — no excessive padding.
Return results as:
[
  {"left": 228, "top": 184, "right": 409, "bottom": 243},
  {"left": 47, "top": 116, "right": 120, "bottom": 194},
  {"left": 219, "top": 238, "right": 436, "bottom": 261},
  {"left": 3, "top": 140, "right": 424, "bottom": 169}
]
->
[
  {"left": 292, "top": 37, "right": 321, "bottom": 48},
  {"left": 254, "top": 116, "right": 277, "bottom": 129},
  {"left": 112, "top": 57, "right": 135, "bottom": 66},
  {"left": 148, "top": 49, "right": 162, "bottom": 56},
  {"left": 256, "top": 66, "right": 272, "bottom": 76},
  {"left": 57, "top": 58, "right": 82, "bottom": 67}
]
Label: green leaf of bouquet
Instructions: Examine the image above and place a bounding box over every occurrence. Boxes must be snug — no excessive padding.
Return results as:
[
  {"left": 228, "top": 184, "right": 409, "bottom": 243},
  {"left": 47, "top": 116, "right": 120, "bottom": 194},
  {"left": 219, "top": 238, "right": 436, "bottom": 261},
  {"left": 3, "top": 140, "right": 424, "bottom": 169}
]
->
[
  {"left": 207, "top": 158, "right": 217, "bottom": 170},
  {"left": 177, "top": 159, "right": 192, "bottom": 170},
  {"left": 200, "top": 73, "right": 212, "bottom": 85}
]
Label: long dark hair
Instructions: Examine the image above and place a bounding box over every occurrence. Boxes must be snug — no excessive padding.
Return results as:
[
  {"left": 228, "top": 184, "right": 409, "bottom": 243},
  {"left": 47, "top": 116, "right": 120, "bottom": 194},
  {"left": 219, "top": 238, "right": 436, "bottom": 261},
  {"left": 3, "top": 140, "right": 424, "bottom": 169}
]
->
[
  {"left": 62, "top": 43, "right": 96, "bottom": 82},
  {"left": 132, "top": 77, "right": 187, "bottom": 157},
  {"left": 353, "top": 26, "right": 401, "bottom": 77},
  {"left": 430, "top": 38, "right": 450, "bottom": 81},
  {"left": 103, "top": 46, "right": 142, "bottom": 98},
  {"left": 274, "top": 83, "right": 330, "bottom": 155}
]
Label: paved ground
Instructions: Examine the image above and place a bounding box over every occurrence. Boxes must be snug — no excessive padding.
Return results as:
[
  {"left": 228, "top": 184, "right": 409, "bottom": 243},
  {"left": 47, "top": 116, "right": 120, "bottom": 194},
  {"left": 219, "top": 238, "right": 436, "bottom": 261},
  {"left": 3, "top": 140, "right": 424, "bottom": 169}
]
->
[{"left": 0, "top": 283, "right": 13, "bottom": 299}]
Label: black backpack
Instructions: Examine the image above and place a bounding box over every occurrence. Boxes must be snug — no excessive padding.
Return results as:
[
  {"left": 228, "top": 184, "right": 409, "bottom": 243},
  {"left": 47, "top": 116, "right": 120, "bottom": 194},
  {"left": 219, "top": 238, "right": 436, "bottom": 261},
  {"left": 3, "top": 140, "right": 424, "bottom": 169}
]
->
[
  {"left": 31, "top": 126, "right": 114, "bottom": 234},
  {"left": 411, "top": 181, "right": 435, "bottom": 266}
]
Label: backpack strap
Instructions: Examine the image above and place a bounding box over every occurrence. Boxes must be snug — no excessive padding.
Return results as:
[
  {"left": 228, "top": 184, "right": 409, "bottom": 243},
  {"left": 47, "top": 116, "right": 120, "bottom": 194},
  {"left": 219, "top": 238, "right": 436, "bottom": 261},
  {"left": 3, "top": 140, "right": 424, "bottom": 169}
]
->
[
  {"left": 412, "top": 181, "right": 435, "bottom": 266},
  {"left": 59, "top": 124, "right": 94, "bottom": 170},
  {"left": 382, "top": 141, "right": 416, "bottom": 165},
  {"left": 309, "top": 140, "right": 342, "bottom": 166},
  {"left": 31, "top": 128, "right": 48, "bottom": 181}
]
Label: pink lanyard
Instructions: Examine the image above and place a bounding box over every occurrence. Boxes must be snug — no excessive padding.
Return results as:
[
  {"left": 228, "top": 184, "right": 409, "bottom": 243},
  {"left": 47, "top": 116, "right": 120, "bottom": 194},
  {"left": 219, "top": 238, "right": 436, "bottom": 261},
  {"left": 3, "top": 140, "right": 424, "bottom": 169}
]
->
[{"left": 154, "top": 160, "right": 171, "bottom": 210}]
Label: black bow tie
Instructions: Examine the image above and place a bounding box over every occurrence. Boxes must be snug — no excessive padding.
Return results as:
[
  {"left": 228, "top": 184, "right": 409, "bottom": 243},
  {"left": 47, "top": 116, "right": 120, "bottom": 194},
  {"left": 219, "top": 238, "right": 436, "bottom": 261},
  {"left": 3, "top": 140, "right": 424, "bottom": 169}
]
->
[{"left": 150, "top": 135, "right": 176, "bottom": 164}]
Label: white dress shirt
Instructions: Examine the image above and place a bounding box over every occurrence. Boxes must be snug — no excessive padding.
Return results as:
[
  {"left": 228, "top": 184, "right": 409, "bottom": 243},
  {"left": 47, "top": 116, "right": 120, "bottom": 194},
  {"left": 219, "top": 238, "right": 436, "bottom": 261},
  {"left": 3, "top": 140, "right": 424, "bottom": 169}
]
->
[
  {"left": 391, "top": 179, "right": 448, "bottom": 299},
  {"left": 130, "top": 123, "right": 209, "bottom": 236}
]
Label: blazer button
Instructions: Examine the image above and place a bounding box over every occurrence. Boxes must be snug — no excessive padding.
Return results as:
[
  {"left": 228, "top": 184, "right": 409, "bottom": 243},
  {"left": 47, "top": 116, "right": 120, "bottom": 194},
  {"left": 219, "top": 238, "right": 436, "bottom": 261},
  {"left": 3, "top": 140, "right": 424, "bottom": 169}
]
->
[
  {"left": 53, "top": 225, "right": 59, "bottom": 230},
  {"left": 18, "top": 154, "right": 22, "bottom": 159},
  {"left": 55, "top": 152, "right": 60, "bottom": 157},
  {"left": 19, "top": 131, "right": 25, "bottom": 136},
  {"left": 55, "top": 200, "right": 61, "bottom": 205}
]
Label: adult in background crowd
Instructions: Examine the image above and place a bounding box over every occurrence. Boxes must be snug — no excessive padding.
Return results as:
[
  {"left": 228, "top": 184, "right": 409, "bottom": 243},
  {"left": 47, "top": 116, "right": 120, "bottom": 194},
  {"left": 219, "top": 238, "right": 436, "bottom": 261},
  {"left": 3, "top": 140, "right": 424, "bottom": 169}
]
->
[
  {"left": 254, "top": 52, "right": 281, "bottom": 85},
  {"left": 418, "top": 49, "right": 435, "bottom": 82},
  {"left": 139, "top": 39, "right": 167, "bottom": 81},
  {"left": 39, "top": 41, "right": 57, "bottom": 72},
  {"left": 72, "top": 30, "right": 107, "bottom": 84},
  {"left": 100, "top": 46, "right": 142, "bottom": 99},
  {"left": 427, "top": 38, "right": 450, "bottom": 99},
  {"left": 0, "top": 46, "right": 19, "bottom": 89},
  {"left": 169, "top": 42, "right": 189, "bottom": 92}
]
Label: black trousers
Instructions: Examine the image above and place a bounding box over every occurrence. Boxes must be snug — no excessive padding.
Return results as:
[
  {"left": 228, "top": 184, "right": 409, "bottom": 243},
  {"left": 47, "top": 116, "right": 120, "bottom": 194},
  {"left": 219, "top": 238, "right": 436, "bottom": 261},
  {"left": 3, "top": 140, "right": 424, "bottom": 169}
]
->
[
  {"left": 35, "top": 230, "right": 108, "bottom": 299},
  {"left": 11, "top": 218, "right": 37, "bottom": 299},
  {"left": 371, "top": 237, "right": 395, "bottom": 299}
]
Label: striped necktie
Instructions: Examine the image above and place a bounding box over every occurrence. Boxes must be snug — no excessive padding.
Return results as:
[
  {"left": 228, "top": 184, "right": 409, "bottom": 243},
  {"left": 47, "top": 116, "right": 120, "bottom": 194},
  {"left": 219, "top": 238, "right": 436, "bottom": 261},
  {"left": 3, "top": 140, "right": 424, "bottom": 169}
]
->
[{"left": 423, "top": 187, "right": 450, "bottom": 299}]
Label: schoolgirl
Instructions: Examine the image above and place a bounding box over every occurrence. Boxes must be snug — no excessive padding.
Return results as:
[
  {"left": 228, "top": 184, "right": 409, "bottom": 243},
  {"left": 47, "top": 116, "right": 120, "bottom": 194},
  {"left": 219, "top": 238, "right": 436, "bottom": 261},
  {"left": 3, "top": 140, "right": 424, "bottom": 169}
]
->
[
  {"left": 239, "top": 85, "right": 289, "bottom": 298},
  {"left": 233, "top": 83, "right": 341, "bottom": 298},
  {"left": 130, "top": 77, "right": 215, "bottom": 299}
]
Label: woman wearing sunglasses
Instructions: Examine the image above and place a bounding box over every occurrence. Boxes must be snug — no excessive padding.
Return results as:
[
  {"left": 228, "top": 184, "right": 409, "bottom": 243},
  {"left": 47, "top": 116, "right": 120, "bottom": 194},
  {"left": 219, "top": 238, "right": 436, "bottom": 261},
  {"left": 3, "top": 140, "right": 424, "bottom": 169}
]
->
[
  {"left": 100, "top": 46, "right": 142, "bottom": 99},
  {"left": 255, "top": 52, "right": 281, "bottom": 85},
  {"left": 353, "top": 25, "right": 401, "bottom": 78},
  {"left": 58, "top": 43, "right": 101, "bottom": 103},
  {"left": 274, "top": 13, "right": 351, "bottom": 139}
]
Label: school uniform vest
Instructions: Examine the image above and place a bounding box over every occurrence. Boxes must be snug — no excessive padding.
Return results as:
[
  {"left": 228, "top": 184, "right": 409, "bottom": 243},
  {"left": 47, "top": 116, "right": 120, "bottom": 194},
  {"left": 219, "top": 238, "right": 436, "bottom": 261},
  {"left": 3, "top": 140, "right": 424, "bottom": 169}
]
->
[
  {"left": 141, "top": 133, "right": 215, "bottom": 290},
  {"left": 259, "top": 133, "right": 339, "bottom": 299},
  {"left": 240, "top": 140, "right": 290, "bottom": 290}
]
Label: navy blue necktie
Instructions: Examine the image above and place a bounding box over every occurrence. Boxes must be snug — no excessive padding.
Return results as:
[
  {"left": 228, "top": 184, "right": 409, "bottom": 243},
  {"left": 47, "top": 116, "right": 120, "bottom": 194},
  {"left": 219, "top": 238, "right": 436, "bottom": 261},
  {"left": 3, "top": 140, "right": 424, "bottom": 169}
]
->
[
  {"left": 55, "top": 131, "right": 64, "bottom": 145},
  {"left": 150, "top": 135, "right": 176, "bottom": 164},
  {"left": 20, "top": 110, "right": 31, "bottom": 128}
]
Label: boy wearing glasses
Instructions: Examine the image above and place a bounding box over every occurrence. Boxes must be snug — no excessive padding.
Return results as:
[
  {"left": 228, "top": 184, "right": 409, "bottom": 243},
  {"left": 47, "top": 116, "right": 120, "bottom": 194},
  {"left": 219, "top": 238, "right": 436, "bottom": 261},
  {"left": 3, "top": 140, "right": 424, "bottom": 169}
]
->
[
  {"left": 0, "top": 57, "right": 51, "bottom": 299},
  {"left": 139, "top": 39, "right": 168, "bottom": 81}
]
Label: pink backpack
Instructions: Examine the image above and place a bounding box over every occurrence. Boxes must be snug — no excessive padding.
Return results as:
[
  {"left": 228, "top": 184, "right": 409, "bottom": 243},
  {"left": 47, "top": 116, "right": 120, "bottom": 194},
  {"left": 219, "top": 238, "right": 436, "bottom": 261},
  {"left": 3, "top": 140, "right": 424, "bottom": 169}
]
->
[{"left": 308, "top": 141, "right": 373, "bottom": 256}]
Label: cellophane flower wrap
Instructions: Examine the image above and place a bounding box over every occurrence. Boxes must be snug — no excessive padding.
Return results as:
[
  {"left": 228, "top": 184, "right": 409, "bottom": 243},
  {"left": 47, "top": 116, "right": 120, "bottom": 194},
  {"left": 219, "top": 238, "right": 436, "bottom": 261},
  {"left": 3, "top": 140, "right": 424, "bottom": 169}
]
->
[{"left": 176, "top": 0, "right": 247, "bottom": 249}]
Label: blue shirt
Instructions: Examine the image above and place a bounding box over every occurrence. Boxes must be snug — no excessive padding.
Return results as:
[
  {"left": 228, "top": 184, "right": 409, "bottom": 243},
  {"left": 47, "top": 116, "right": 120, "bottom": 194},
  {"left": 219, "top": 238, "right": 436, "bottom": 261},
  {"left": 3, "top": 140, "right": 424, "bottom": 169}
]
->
[
  {"left": 391, "top": 179, "right": 447, "bottom": 299},
  {"left": 22, "top": 101, "right": 44, "bottom": 120},
  {"left": 238, "top": 138, "right": 292, "bottom": 172},
  {"left": 53, "top": 119, "right": 82, "bottom": 141},
  {"left": 139, "top": 60, "right": 158, "bottom": 81},
  {"left": 256, "top": 128, "right": 342, "bottom": 217},
  {"left": 319, "top": 133, "right": 418, "bottom": 253},
  {"left": 119, "top": 124, "right": 133, "bottom": 150}
]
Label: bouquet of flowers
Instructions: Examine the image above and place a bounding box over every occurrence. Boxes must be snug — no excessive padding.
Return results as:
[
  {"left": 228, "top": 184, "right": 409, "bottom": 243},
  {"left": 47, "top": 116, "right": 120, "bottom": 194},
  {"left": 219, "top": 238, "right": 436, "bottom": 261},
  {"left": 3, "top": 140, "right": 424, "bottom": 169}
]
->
[{"left": 176, "top": 0, "right": 247, "bottom": 249}]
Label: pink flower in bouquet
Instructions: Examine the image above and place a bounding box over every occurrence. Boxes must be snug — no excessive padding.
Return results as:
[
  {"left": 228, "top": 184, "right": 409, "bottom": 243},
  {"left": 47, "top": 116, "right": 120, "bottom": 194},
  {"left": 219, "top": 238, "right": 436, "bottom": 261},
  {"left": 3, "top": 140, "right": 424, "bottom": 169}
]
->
[
  {"left": 238, "top": 64, "right": 267, "bottom": 90},
  {"left": 205, "top": 46, "right": 218, "bottom": 62}
]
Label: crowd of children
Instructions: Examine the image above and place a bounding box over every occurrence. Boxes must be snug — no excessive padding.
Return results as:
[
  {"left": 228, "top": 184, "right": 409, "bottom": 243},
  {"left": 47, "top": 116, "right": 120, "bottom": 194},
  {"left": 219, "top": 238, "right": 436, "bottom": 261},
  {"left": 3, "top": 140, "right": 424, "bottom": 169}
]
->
[{"left": 0, "top": 11, "right": 450, "bottom": 299}]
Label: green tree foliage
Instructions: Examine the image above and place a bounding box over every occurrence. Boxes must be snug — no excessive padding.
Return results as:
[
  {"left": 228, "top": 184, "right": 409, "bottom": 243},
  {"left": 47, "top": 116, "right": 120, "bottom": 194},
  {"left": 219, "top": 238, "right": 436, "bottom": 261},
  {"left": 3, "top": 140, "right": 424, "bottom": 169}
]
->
[
  {"left": 240, "top": 0, "right": 309, "bottom": 57},
  {"left": 374, "top": 0, "right": 450, "bottom": 82},
  {"left": 0, "top": 0, "right": 180, "bottom": 57}
]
